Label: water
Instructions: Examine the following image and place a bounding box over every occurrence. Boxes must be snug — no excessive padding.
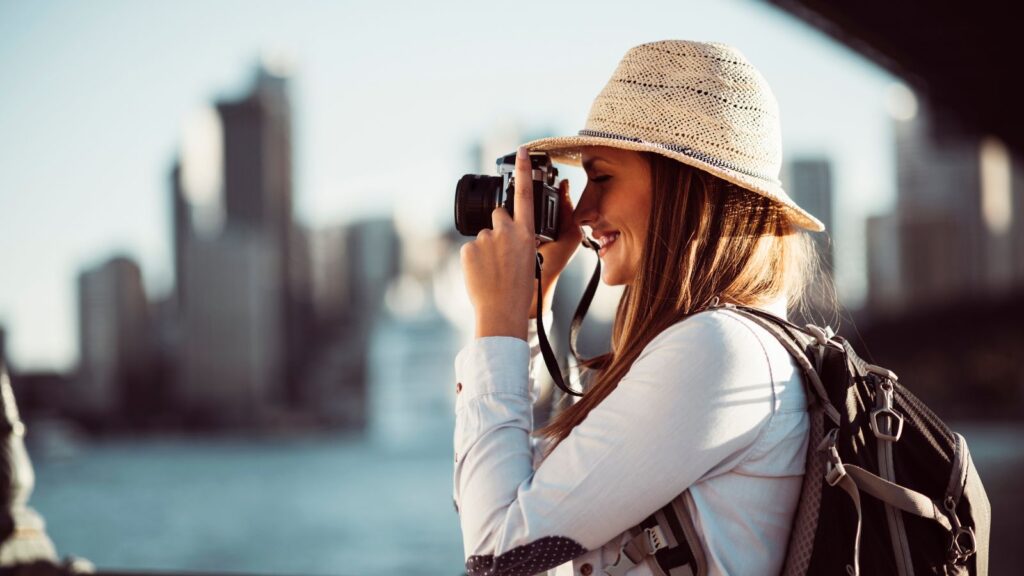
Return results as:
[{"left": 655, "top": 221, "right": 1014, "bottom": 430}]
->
[
  {"left": 30, "top": 311, "right": 469, "bottom": 576},
  {"left": 32, "top": 433, "right": 464, "bottom": 575}
]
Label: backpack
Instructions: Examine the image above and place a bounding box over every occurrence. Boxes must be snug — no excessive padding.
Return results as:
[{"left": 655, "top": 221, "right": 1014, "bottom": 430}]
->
[{"left": 603, "top": 303, "right": 992, "bottom": 576}]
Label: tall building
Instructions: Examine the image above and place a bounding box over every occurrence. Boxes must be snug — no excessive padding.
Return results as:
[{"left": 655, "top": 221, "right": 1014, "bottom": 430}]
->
[
  {"left": 180, "top": 228, "right": 283, "bottom": 424},
  {"left": 344, "top": 218, "right": 401, "bottom": 318},
  {"left": 864, "top": 213, "right": 903, "bottom": 314},
  {"left": 309, "top": 224, "right": 350, "bottom": 330},
  {"left": 75, "top": 256, "right": 152, "bottom": 421},
  {"left": 785, "top": 158, "right": 835, "bottom": 273},
  {"left": 865, "top": 94, "right": 1022, "bottom": 318},
  {"left": 300, "top": 218, "right": 401, "bottom": 428},
  {"left": 894, "top": 98, "right": 987, "bottom": 304},
  {"left": 170, "top": 159, "right": 190, "bottom": 312},
  {"left": 215, "top": 63, "right": 308, "bottom": 407}
]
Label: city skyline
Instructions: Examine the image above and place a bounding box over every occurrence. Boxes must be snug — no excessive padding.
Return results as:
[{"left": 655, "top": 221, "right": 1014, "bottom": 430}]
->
[{"left": 1, "top": 0, "right": 902, "bottom": 370}]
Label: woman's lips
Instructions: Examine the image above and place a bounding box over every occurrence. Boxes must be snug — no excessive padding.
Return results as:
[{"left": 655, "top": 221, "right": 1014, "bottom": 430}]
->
[{"left": 597, "top": 232, "right": 620, "bottom": 257}]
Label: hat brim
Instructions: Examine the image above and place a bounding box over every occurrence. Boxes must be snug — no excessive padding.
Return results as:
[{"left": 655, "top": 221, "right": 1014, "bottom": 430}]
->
[{"left": 523, "top": 134, "right": 825, "bottom": 233}]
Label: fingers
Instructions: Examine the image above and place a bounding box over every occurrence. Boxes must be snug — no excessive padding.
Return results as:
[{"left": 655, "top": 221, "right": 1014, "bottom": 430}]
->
[
  {"left": 513, "top": 146, "right": 535, "bottom": 235},
  {"left": 557, "top": 179, "right": 574, "bottom": 219},
  {"left": 557, "top": 179, "right": 583, "bottom": 241}
]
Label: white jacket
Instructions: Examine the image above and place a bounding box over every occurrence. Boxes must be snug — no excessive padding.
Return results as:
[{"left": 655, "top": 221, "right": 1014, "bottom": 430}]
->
[{"left": 453, "top": 295, "right": 809, "bottom": 576}]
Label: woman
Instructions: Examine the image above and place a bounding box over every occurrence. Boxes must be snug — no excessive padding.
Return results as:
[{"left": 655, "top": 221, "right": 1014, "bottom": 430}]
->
[{"left": 454, "top": 40, "right": 834, "bottom": 576}]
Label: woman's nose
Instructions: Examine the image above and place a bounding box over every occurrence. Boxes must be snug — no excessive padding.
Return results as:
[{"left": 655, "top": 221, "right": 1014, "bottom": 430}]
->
[{"left": 573, "top": 184, "right": 598, "bottom": 227}]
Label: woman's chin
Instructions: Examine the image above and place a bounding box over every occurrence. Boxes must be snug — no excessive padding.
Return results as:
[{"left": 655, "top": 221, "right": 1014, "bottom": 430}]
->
[{"left": 601, "top": 268, "right": 627, "bottom": 286}]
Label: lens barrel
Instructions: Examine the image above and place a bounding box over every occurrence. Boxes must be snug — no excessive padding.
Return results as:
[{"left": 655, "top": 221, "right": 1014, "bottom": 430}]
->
[{"left": 455, "top": 174, "right": 503, "bottom": 236}]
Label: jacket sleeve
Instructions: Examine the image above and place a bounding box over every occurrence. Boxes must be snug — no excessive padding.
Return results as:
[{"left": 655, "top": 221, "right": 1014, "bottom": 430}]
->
[{"left": 451, "top": 310, "right": 777, "bottom": 576}]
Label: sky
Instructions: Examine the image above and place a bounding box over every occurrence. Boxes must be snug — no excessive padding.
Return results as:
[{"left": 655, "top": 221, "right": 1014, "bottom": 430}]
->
[{"left": 0, "top": 0, "right": 902, "bottom": 371}]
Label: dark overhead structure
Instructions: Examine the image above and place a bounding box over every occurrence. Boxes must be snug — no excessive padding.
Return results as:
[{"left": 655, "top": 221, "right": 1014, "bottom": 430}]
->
[{"left": 767, "top": 0, "right": 1022, "bottom": 152}]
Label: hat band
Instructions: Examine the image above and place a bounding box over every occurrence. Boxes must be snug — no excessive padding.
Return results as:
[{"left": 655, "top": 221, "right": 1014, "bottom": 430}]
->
[{"left": 577, "top": 129, "right": 780, "bottom": 186}]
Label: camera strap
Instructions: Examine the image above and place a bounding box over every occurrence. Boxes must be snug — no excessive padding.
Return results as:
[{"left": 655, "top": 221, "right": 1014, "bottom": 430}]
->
[{"left": 534, "top": 239, "right": 602, "bottom": 398}]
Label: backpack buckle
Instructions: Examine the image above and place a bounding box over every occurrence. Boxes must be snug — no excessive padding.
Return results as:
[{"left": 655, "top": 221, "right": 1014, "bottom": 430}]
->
[
  {"left": 865, "top": 363, "right": 899, "bottom": 382},
  {"left": 825, "top": 456, "right": 847, "bottom": 487},
  {"left": 942, "top": 492, "right": 977, "bottom": 564},
  {"left": 870, "top": 379, "right": 905, "bottom": 442},
  {"left": 645, "top": 526, "right": 667, "bottom": 552},
  {"left": 804, "top": 324, "right": 834, "bottom": 346},
  {"left": 870, "top": 408, "right": 905, "bottom": 442},
  {"left": 821, "top": 428, "right": 847, "bottom": 486},
  {"left": 948, "top": 527, "right": 977, "bottom": 564}
]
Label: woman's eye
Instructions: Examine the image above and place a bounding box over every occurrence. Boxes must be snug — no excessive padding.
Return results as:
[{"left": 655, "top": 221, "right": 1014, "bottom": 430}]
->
[{"left": 590, "top": 175, "right": 611, "bottom": 183}]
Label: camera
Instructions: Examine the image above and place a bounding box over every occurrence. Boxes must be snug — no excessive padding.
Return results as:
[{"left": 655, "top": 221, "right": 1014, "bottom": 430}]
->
[{"left": 454, "top": 152, "right": 560, "bottom": 242}]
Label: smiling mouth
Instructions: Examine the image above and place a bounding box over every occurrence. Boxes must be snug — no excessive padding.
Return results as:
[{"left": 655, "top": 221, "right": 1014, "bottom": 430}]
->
[{"left": 596, "top": 232, "right": 620, "bottom": 256}]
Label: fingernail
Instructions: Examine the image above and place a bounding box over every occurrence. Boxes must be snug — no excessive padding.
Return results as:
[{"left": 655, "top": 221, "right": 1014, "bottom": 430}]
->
[{"left": 517, "top": 146, "right": 528, "bottom": 160}]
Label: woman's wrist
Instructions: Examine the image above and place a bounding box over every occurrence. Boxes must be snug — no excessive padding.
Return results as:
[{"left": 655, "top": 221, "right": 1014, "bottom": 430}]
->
[{"left": 475, "top": 312, "right": 529, "bottom": 341}]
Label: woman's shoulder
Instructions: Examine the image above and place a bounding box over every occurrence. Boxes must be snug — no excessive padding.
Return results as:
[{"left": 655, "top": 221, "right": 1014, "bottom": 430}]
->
[
  {"left": 635, "top": 297, "right": 797, "bottom": 391},
  {"left": 640, "top": 305, "right": 776, "bottom": 362}
]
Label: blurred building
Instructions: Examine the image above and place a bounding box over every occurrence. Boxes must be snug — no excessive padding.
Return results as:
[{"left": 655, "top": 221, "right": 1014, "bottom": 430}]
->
[
  {"left": 864, "top": 213, "right": 902, "bottom": 315},
  {"left": 866, "top": 96, "right": 1023, "bottom": 317},
  {"left": 215, "top": 63, "right": 310, "bottom": 408},
  {"left": 179, "top": 228, "right": 283, "bottom": 425},
  {"left": 784, "top": 158, "right": 835, "bottom": 273},
  {"left": 169, "top": 63, "right": 315, "bottom": 427},
  {"left": 308, "top": 224, "right": 350, "bottom": 330},
  {"left": 344, "top": 219, "right": 401, "bottom": 317},
  {"left": 170, "top": 158, "right": 194, "bottom": 316},
  {"left": 302, "top": 218, "right": 400, "bottom": 428},
  {"left": 74, "top": 256, "right": 152, "bottom": 424}
]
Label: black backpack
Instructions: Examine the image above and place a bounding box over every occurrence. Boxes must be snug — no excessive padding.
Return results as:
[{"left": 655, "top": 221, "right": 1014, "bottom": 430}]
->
[{"left": 603, "top": 303, "right": 991, "bottom": 576}]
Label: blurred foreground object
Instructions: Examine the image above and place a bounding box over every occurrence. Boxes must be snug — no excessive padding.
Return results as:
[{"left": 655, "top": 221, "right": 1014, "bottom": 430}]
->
[{"left": 0, "top": 361, "right": 92, "bottom": 576}]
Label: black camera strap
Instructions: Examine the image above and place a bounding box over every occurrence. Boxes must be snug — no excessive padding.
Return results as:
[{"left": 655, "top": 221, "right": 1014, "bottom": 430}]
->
[{"left": 534, "top": 238, "right": 602, "bottom": 397}]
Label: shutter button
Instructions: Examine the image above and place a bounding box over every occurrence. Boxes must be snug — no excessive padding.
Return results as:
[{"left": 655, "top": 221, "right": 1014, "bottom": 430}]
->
[{"left": 580, "top": 562, "right": 593, "bottom": 575}]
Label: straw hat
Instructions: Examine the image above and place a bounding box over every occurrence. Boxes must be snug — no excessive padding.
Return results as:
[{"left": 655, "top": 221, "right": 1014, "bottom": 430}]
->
[{"left": 524, "top": 40, "right": 825, "bottom": 232}]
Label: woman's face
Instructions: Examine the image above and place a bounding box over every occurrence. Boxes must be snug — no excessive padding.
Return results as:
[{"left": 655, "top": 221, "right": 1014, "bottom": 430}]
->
[{"left": 574, "top": 147, "right": 653, "bottom": 286}]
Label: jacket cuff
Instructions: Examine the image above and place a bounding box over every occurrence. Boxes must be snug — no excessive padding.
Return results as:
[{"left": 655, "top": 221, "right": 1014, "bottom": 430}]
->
[{"left": 455, "top": 337, "right": 531, "bottom": 411}]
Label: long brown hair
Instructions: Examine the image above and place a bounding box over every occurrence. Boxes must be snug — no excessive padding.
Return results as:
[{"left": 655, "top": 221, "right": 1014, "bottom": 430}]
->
[{"left": 533, "top": 152, "right": 836, "bottom": 457}]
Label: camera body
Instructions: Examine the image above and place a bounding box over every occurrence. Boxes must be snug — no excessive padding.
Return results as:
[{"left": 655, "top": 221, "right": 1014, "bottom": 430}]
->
[{"left": 455, "top": 152, "right": 560, "bottom": 242}]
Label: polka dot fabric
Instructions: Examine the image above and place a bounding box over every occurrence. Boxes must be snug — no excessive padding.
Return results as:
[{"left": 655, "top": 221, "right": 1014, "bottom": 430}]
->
[{"left": 465, "top": 536, "right": 587, "bottom": 576}]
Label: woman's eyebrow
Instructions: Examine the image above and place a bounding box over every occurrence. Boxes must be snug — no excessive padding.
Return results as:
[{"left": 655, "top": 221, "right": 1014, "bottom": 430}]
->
[{"left": 583, "top": 157, "right": 610, "bottom": 171}]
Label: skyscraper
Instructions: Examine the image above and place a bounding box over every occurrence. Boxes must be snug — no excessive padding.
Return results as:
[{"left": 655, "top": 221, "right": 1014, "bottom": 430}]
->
[
  {"left": 75, "top": 256, "right": 151, "bottom": 421},
  {"left": 864, "top": 93, "right": 1022, "bottom": 319},
  {"left": 785, "top": 158, "right": 835, "bottom": 274},
  {"left": 170, "top": 159, "right": 190, "bottom": 312},
  {"left": 180, "top": 227, "right": 283, "bottom": 424},
  {"left": 215, "top": 63, "right": 307, "bottom": 407},
  {"left": 894, "top": 98, "right": 987, "bottom": 304}
]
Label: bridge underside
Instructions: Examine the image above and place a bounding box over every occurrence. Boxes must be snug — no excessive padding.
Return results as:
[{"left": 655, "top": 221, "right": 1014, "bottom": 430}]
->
[{"left": 768, "top": 0, "right": 1022, "bottom": 153}]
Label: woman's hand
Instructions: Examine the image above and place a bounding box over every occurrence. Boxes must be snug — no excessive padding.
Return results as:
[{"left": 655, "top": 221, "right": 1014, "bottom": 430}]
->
[
  {"left": 460, "top": 147, "right": 538, "bottom": 340},
  {"left": 530, "top": 178, "right": 584, "bottom": 318}
]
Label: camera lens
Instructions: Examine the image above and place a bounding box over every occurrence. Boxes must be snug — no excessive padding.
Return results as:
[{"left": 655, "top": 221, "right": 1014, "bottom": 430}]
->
[{"left": 455, "top": 174, "right": 503, "bottom": 236}]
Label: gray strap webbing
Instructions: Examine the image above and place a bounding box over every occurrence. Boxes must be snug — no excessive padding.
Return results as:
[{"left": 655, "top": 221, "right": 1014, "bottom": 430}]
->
[
  {"left": 604, "top": 525, "right": 667, "bottom": 576},
  {"left": 836, "top": 472, "right": 863, "bottom": 576},
  {"left": 880, "top": 436, "right": 914, "bottom": 576},
  {"left": 964, "top": 455, "right": 991, "bottom": 575},
  {"left": 605, "top": 492, "right": 706, "bottom": 576},
  {"left": 875, "top": 389, "right": 914, "bottom": 576},
  {"left": 781, "top": 406, "right": 826, "bottom": 576},
  {"left": 946, "top": 433, "right": 969, "bottom": 509},
  {"left": 842, "top": 464, "right": 953, "bottom": 532},
  {"left": 672, "top": 492, "right": 707, "bottom": 576}
]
